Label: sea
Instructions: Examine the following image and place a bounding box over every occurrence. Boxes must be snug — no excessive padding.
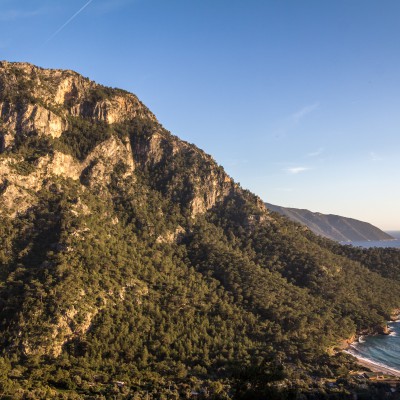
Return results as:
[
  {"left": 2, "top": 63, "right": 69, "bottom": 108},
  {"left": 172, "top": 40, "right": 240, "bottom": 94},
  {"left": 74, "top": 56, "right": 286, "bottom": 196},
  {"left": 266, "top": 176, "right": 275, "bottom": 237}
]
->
[
  {"left": 340, "top": 231, "right": 400, "bottom": 249},
  {"left": 343, "top": 231, "right": 400, "bottom": 374},
  {"left": 346, "top": 320, "right": 400, "bottom": 375}
]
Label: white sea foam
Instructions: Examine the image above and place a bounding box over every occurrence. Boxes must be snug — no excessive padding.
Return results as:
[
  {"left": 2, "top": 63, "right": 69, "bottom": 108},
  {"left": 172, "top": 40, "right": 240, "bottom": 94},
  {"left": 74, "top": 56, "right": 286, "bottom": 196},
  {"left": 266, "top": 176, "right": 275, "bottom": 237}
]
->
[
  {"left": 344, "top": 317, "right": 400, "bottom": 375},
  {"left": 344, "top": 350, "right": 400, "bottom": 376}
]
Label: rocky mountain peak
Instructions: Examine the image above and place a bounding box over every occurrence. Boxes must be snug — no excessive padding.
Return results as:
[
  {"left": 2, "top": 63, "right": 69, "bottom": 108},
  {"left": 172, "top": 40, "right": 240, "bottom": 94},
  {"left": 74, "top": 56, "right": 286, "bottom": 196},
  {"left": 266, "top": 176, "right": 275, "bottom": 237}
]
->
[
  {"left": 0, "top": 62, "right": 262, "bottom": 221},
  {"left": 0, "top": 61, "right": 156, "bottom": 150}
]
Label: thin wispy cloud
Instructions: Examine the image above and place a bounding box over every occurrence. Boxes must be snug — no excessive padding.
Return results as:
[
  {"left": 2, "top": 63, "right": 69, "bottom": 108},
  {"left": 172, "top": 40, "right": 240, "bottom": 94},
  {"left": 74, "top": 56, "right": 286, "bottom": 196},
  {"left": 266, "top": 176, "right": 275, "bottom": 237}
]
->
[
  {"left": 272, "top": 102, "right": 320, "bottom": 139},
  {"left": 0, "top": 9, "right": 43, "bottom": 21},
  {"left": 285, "top": 167, "right": 310, "bottom": 175},
  {"left": 45, "top": 0, "right": 95, "bottom": 44},
  {"left": 307, "top": 148, "right": 324, "bottom": 157},
  {"left": 291, "top": 102, "right": 320, "bottom": 123}
]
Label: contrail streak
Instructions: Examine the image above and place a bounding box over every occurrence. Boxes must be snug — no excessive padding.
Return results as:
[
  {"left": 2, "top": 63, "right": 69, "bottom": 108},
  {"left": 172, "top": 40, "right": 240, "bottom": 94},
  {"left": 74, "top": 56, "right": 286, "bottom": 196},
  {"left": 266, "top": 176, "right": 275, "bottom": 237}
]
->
[{"left": 45, "top": 0, "right": 94, "bottom": 44}]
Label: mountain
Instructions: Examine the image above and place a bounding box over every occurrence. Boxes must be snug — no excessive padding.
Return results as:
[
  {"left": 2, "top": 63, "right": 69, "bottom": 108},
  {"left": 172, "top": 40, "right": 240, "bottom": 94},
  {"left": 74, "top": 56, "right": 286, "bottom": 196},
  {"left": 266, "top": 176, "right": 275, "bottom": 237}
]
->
[
  {"left": 1, "top": 61, "right": 400, "bottom": 399},
  {"left": 265, "top": 203, "right": 394, "bottom": 242}
]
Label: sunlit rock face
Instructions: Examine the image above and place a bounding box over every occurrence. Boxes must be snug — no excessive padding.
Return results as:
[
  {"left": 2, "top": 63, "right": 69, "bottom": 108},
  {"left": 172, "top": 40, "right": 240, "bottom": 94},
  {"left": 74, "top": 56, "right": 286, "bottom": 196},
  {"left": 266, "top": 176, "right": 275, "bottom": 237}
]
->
[{"left": 0, "top": 61, "right": 267, "bottom": 357}]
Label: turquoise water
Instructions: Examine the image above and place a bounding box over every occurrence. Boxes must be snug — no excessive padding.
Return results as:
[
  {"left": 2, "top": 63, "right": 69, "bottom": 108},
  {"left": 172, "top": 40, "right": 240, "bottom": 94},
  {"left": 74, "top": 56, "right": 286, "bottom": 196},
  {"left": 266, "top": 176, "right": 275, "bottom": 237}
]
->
[
  {"left": 341, "top": 231, "right": 400, "bottom": 249},
  {"left": 346, "top": 320, "right": 400, "bottom": 374},
  {"left": 343, "top": 231, "right": 400, "bottom": 373}
]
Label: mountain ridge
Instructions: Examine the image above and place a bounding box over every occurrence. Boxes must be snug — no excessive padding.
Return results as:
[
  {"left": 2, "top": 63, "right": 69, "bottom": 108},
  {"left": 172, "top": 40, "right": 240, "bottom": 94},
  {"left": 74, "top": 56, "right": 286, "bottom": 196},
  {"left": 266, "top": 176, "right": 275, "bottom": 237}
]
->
[
  {"left": 265, "top": 202, "right": 393, "bottom": 242},
  {"left": 1, "top": 61, "right": 400, "bottom": 398}
]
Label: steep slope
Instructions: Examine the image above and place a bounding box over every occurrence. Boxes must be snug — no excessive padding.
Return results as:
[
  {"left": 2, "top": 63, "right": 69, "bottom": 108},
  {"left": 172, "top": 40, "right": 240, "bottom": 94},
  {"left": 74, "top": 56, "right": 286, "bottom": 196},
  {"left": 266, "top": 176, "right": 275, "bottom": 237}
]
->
[
  {"left": 0, "top": 61, "right": 400, "bottom": 399},
  {"left": 266, "top": 202, "right": 393, "bottom": 242}
]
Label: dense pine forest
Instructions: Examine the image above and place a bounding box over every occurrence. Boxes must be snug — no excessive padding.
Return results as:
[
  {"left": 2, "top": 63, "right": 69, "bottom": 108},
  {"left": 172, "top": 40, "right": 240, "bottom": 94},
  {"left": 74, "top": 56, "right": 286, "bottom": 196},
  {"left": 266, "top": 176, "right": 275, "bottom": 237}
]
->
[{"left": 0, "top": 62, "right": 399, "bottom": 399}]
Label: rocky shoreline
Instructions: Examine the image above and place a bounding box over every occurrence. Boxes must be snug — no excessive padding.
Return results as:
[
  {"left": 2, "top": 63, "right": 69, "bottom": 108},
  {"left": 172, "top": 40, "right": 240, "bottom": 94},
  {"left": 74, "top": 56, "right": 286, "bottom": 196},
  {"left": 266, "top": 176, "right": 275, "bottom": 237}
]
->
[
  {"left": 343, "top": 311, "right": 400, "bottom": 378},
  {"left": 390, "top": 309, "right": 400, "bottom": 322}
]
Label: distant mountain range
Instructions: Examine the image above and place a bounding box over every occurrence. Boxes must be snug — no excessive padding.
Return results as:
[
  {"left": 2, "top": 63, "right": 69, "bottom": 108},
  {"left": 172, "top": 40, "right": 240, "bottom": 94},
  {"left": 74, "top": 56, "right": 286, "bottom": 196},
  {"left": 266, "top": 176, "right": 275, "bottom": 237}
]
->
[{"left": 265, "top": 203, "right": 393, "bottom": 242}]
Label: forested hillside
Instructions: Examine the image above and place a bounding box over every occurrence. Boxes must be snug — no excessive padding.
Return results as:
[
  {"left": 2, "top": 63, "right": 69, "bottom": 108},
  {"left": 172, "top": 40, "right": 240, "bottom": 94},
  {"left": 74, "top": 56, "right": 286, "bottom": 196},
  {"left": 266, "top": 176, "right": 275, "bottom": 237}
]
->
[{"left": 0, "top": 62, "right": 399, "bottom": 399}]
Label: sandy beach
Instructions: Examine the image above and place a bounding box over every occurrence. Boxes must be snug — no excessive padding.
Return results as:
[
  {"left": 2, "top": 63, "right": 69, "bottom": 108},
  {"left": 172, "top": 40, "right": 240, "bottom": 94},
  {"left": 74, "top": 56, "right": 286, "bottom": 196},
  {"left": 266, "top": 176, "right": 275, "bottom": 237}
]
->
[
  {"left": 343, "top": 318, "right": 400, "bottom": 379},
  {"left": 353, "top": 356, "right": 400, "bottom": 378}
]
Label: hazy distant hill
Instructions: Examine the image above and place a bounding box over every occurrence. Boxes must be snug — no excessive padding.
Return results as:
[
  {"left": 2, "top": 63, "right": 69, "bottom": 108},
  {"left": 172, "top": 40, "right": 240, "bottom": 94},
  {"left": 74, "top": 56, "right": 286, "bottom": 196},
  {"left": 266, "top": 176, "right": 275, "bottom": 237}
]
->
[{"left": 265, "top": 203, "right": 393, "bottom": 242}]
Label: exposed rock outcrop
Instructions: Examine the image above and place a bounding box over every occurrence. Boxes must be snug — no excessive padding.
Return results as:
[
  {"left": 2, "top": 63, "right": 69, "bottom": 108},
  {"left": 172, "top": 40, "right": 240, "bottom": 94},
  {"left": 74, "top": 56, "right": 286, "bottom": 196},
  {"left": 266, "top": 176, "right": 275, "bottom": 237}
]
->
[
  {"left": 0, "top": 61, "right": 242, "bottom": 219},
  {"left": 0, "top": 135, "right": 134, "bottom": 217},
  {"left": 0, "top": 61, "right": 156, "bottom": 151},
  {"left": 0, "top": 61, "right": 272, "bottom": 359}
]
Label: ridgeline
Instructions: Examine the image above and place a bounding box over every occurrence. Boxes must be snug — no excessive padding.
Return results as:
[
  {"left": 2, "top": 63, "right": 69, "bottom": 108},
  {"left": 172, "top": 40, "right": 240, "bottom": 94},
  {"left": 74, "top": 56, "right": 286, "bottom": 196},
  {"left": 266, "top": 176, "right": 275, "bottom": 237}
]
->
[
  {"left": 0, "top": 62, "right": 400, "bottom": 399},
  {"left": 265, "top": 202, "right": 393, "bottom": 242}
]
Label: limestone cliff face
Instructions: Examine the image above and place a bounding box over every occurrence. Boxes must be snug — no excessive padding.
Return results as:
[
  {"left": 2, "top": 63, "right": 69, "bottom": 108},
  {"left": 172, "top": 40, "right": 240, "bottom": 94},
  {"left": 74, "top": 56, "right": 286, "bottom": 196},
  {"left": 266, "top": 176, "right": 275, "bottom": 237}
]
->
[
  {"left": 0, "top": 61, "right": 261, "bottom": 222},
  {"left": 0, "top": 62, "right": 242, "bottom": 216},
  {"left": 0, "top": 102, "right": 66, "bottom": 144},
  {"left": 0, "top": 61, "right": 270, "bottom": 357},
  {"left": 0, "top": 150, "right": 81, "bottom": 217},
  {"left": 131, "top": 129, "right": 235, "bottom": 216},
  {"left": 189, "top": 168, "right": 232, "bottom": 217},
  {"left": 0, "top": 61, "right": 156, "bottom": 151},
  {"left": 81, "top": 135, "right": 136, "bottom": 195},
  {"left": 0, "top": 135, "right": 136, "bottom": 218},
  {"left": 0, "top": 62, "right": 146, "bottom": 219}
]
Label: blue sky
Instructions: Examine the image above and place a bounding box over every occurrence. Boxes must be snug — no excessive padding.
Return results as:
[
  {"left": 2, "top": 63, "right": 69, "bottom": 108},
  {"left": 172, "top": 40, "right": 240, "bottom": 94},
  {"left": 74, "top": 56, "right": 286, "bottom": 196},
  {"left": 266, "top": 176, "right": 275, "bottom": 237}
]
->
[{"left": 1, "top": 0, "right": 399, "bottom": 229}]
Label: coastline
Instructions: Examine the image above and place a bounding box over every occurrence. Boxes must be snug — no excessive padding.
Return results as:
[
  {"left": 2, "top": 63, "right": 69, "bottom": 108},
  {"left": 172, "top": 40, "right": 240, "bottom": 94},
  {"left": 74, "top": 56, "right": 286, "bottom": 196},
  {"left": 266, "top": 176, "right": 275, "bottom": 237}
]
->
[
  {"left": 344, "top": 314, "right": 400, "bottom": 378},
  {"left": 345, "top": 351, "right": 400, "bottom": 378}
]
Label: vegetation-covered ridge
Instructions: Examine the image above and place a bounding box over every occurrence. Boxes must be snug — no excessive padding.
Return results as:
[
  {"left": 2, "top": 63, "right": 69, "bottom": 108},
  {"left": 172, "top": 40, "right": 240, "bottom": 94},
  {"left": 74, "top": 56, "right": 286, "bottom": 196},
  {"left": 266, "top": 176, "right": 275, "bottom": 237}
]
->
[
  {"left": 265, "top": 202, "right": 394, "bottom": 242},
  {"left": 0, "top": 61, "right": 400, "bottom": 399}
]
